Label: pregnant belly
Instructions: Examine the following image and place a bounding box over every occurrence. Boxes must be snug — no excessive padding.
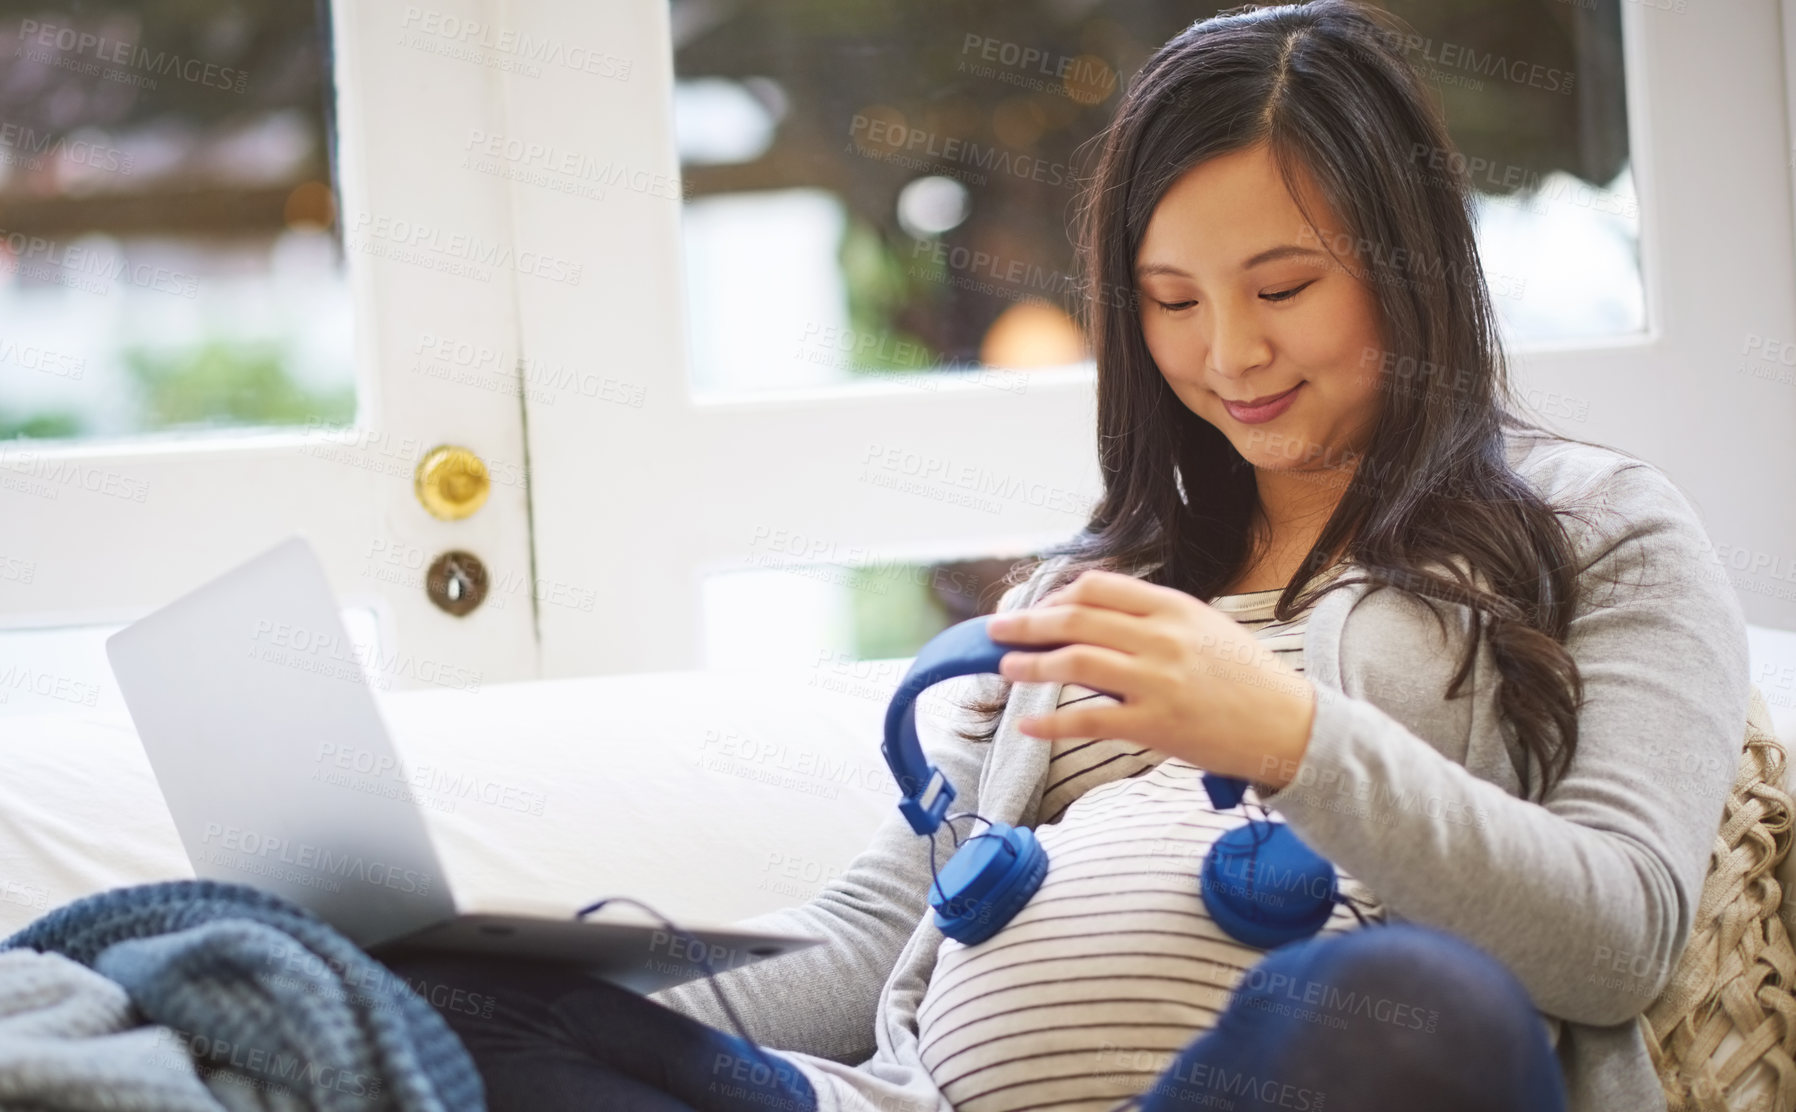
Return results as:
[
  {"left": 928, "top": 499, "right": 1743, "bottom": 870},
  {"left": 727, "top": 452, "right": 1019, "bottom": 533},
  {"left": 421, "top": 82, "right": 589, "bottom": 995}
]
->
[{"left": 913, "top": 759, "right": 1378, "bottom": 1112}]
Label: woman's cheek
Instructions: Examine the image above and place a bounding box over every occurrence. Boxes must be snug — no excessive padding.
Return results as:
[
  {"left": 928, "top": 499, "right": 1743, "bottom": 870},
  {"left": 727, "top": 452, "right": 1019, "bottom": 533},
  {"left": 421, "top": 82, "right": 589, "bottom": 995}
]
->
[
  {"left": 1142, "top": 317, "right": 1199, "bottom": 381},
  {"left": 1139, "top": 313, "right": 1166, "bottom": 363}
]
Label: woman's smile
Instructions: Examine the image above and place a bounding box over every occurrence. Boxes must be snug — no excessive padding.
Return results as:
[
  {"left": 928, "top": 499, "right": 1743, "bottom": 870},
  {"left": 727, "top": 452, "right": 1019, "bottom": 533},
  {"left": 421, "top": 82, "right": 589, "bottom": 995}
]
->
[{"left": 1221, "top": 382, "right": 1304, "bottom": 424}]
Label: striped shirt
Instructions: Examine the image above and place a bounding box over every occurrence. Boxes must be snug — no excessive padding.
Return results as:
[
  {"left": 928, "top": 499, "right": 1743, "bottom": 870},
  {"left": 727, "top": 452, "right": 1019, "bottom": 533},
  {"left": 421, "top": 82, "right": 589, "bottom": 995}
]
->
[{"left": 915, "top": 584, "right": 1385, "bottom": 1112}]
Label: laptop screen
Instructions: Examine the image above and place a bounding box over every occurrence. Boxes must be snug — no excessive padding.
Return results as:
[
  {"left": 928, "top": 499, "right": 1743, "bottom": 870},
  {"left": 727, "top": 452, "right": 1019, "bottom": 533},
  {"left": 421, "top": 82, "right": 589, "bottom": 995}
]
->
[{"left": 106, "top": 536, "right": 457, "bottom": 947}]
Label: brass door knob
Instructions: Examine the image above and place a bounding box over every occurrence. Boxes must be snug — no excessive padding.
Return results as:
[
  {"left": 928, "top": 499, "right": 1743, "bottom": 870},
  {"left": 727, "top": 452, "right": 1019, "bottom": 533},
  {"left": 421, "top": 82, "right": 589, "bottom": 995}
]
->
[{"left": 415, "top": 445, "right": 490, "bottom": 521}]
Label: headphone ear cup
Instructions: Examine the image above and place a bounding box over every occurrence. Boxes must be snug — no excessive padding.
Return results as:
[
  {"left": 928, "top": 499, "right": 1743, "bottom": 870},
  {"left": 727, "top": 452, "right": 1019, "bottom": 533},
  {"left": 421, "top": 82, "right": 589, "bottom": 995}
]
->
[
  {"left": 929, "top": 823, "right": 1049, "bottom": 946},
  {"left": 1200, "top": 821, "right": 1338, "bottom": 949}
]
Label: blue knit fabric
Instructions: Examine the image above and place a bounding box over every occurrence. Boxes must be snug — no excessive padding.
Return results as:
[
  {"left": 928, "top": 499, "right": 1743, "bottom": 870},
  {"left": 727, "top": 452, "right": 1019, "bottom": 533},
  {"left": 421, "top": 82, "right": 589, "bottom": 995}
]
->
[{"left": 0, "top": 879, "right": 483, "bottom": 1112}]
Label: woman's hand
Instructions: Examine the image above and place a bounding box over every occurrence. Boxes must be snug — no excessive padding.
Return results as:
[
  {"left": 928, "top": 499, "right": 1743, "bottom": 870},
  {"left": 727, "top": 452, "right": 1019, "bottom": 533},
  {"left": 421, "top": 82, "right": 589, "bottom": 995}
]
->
[{"left": 983, "top": 568, "right": 1317, "bottom": 788}]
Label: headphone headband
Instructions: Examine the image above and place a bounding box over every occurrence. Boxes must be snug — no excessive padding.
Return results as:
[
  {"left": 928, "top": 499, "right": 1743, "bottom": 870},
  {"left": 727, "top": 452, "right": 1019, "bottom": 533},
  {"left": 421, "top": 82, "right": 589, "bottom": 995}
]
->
[
  {"left": 881, "top": 616, "right": 1013, "bottom": 835},
  {"left": 881, "top": 616, "right": 1251, "bottom": 832}
]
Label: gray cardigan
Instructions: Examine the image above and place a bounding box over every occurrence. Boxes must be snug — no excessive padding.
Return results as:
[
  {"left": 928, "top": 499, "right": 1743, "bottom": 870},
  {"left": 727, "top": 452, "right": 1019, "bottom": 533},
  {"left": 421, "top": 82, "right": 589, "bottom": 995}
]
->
[{"left": 649, "top": 427, "right": 1750, "bottom": 1112}]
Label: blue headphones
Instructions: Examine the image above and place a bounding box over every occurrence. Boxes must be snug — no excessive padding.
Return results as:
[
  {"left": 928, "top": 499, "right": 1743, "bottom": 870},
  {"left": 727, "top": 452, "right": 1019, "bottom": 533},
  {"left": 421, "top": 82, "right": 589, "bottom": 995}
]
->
[{"left": 882, "top": 614, "right": 1367, "bottom": 949}]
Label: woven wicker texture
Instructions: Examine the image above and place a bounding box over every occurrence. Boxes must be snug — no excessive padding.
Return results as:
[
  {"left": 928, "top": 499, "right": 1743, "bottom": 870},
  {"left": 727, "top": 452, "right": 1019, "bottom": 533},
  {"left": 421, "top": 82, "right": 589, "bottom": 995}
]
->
[{"left": 1639, "top": 685, "right": 1796, "bottom": 1112}]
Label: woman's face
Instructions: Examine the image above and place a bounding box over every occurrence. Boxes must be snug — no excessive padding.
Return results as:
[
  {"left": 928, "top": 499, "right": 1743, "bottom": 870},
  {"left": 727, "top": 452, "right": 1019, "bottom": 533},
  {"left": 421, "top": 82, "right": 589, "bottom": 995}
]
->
[{"left": 1135, "top": 142, "right": 1386, "bottom": 480}]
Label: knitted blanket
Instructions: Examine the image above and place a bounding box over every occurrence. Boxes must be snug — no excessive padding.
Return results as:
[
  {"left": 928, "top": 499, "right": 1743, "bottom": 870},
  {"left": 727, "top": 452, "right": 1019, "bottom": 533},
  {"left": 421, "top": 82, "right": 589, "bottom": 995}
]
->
[
  {"left": 0, "top": 879, "right": 484, "bottom": 1112},
  {"left": 0, "top": 947, "right": 227, "bottom": 1110}
]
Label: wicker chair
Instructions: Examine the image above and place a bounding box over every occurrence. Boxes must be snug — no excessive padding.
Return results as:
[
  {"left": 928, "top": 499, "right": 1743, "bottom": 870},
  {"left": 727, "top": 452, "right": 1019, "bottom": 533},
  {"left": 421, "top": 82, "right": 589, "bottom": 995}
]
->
[{"left": 1639, "top": 685, "right": 1796, "bottom": 1111}]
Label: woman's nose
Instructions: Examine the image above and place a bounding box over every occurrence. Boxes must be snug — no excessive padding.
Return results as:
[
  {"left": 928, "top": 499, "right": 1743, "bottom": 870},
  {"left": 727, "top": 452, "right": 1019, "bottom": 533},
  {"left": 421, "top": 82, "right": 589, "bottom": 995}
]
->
[{"left": 1207, "top": 308, "right": 1271, "bottom": 379}]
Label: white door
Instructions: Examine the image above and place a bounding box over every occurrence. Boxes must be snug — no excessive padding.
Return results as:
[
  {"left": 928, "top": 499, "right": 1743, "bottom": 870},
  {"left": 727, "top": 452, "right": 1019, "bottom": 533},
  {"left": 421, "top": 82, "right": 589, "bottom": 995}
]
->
[
  {"left": 503, "top": 0, "right": 1796, "bottom": 677},
  {"left": 0, "top": 0, "right": 545, "bottom": 707},
  {"left": 8, "top": 0, "right": 1791, "bottom": 705}
]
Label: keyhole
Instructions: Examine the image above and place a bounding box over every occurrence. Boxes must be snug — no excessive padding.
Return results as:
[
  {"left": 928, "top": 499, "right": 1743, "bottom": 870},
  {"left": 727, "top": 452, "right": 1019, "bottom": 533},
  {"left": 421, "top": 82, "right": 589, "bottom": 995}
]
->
[{"left": 426, "top": 550, "right": 489, "bottom": 616}]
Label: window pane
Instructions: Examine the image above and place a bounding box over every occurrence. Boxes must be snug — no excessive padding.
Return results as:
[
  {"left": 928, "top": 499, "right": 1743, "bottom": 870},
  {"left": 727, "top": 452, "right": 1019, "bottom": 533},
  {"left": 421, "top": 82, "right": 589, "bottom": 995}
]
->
[
  {"left": 0, "top": 0, "right": 351, "bottom": 444},
  {"left": 670, "top": 0, "right": 1640, "bottom": 395},
  {"left": 703, "top": 554, "right": 1037, "bottom": 670}
]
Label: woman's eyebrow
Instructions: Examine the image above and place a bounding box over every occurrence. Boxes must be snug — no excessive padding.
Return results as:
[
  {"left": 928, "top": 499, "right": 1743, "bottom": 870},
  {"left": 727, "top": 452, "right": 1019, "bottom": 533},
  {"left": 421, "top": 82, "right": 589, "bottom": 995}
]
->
[
  {"left": 1242, "top": 244, "right": 1329, "bottom": 268},
  {"left": 1134, "top": 243, "right": 1329, "bottom": 279}
]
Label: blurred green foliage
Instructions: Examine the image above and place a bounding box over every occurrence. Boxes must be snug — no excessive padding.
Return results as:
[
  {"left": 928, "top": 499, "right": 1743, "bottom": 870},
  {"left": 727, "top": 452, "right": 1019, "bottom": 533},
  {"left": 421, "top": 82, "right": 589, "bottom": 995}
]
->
[
  {"left": 122, "top": 340, "right": 354, "bottom": 432},
  {"left": 840, "top": 216, "right": 939, "bottom": 372},
  {"left": 0, "top": 341, "right": 354, "bottom": 442},
  {"left": 848, "top": 562, "right": 952, "bottom": 659},
  {"left": 0, "top": 411, "right": 84, "bottom": 439}
]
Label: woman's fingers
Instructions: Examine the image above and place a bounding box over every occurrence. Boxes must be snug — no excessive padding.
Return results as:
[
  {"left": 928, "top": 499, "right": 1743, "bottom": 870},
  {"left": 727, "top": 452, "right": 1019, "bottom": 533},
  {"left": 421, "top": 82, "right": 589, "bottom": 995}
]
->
[
  {"left": 998, "top": 642, "right": 1143, "bottom": 698},
  {"left": 988, "top": 602, "right": 1165, "bottom": 657},
  {"left": 1037, "top": 568, "right": 1175, "bottom": 617}
]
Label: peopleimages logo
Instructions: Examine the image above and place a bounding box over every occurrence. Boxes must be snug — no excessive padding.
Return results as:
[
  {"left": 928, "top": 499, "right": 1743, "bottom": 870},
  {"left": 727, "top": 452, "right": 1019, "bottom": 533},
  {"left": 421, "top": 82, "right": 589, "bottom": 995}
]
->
[
  {"left": 0, "top": 122, "right": 132, "bottom": 175},
  {"left": 847, "top": 113, "right": 1073, "bottom": 188},
  {"left": 0, "top": 225, "right": 200, "bottom": 298},
  {"left": 346, "top": 209, "right": 584, "bottom": 286},
  {"left": 0, "top": 664, "right": 100, "bottom": 707},
  {"left": 398, "top": 6, "right": 632, "bottom": 81},
  {"left": 957, "top": 33, "right": 1119, "bottom": 103},
  {"left": 151, "top": 1029, "right": 383, "bottom": 1101},
  {"left": 14, "top": 18, "right": 250, "bottom": 92},
  {"left": 200, "top": 822, "right": 432, "bottom": 896},
  {"left": 247, "top": 617, "right": 482, "bottom": 693}
]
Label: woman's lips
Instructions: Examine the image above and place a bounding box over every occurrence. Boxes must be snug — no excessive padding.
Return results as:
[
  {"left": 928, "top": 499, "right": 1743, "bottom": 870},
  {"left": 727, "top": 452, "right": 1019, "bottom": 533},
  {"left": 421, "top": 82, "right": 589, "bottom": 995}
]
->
[{"left": 1221, "top": 383, "right": 1302, "bottom": 425}]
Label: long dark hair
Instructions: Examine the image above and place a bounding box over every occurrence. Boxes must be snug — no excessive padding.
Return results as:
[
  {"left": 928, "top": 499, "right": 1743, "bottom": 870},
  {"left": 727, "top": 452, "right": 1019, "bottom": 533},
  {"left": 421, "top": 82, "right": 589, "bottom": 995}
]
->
[{"left": 951, "top": 0, "right": 1652, "bottom": 802}]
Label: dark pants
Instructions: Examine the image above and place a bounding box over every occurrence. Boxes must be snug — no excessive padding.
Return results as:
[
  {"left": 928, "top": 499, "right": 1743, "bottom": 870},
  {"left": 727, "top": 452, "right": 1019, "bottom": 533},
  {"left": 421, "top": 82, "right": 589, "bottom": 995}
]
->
[
  {"left": 1134, "top": 923, "right": 1568, "bottom": 1112},
  {"left": 384, "top": 923, "right": 1566, "bottom": 1112}
]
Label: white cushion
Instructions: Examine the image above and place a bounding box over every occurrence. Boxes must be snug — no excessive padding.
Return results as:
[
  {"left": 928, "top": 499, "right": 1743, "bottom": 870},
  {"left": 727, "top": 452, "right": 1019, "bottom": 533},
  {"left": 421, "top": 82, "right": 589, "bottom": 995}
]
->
[{"left": 0, "top": 664, "right": 931, "bottom": 937}]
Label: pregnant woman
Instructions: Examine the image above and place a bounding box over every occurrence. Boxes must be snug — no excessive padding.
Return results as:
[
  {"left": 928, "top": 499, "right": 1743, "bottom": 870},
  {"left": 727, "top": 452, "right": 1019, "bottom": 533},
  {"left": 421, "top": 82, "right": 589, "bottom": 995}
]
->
[{"left": 387, "top": 1, "right": 1749, "bottom": 1110}]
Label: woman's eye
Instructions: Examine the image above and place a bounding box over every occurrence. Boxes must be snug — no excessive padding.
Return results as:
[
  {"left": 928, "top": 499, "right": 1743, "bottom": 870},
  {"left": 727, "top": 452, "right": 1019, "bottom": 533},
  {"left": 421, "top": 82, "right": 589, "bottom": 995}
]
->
[
  {"left": 1156, "top": 300, "right": 1197, "bottom": 313},
  {"left": 1263, "top": 281, "right": 1315, "bottom": 303}
]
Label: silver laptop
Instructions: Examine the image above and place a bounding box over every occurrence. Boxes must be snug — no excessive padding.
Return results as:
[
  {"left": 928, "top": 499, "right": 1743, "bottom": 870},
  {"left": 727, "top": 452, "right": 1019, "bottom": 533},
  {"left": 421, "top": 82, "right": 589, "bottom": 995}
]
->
[{"left": 105, "top": 535, "right": 820, "bottom": 993}]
